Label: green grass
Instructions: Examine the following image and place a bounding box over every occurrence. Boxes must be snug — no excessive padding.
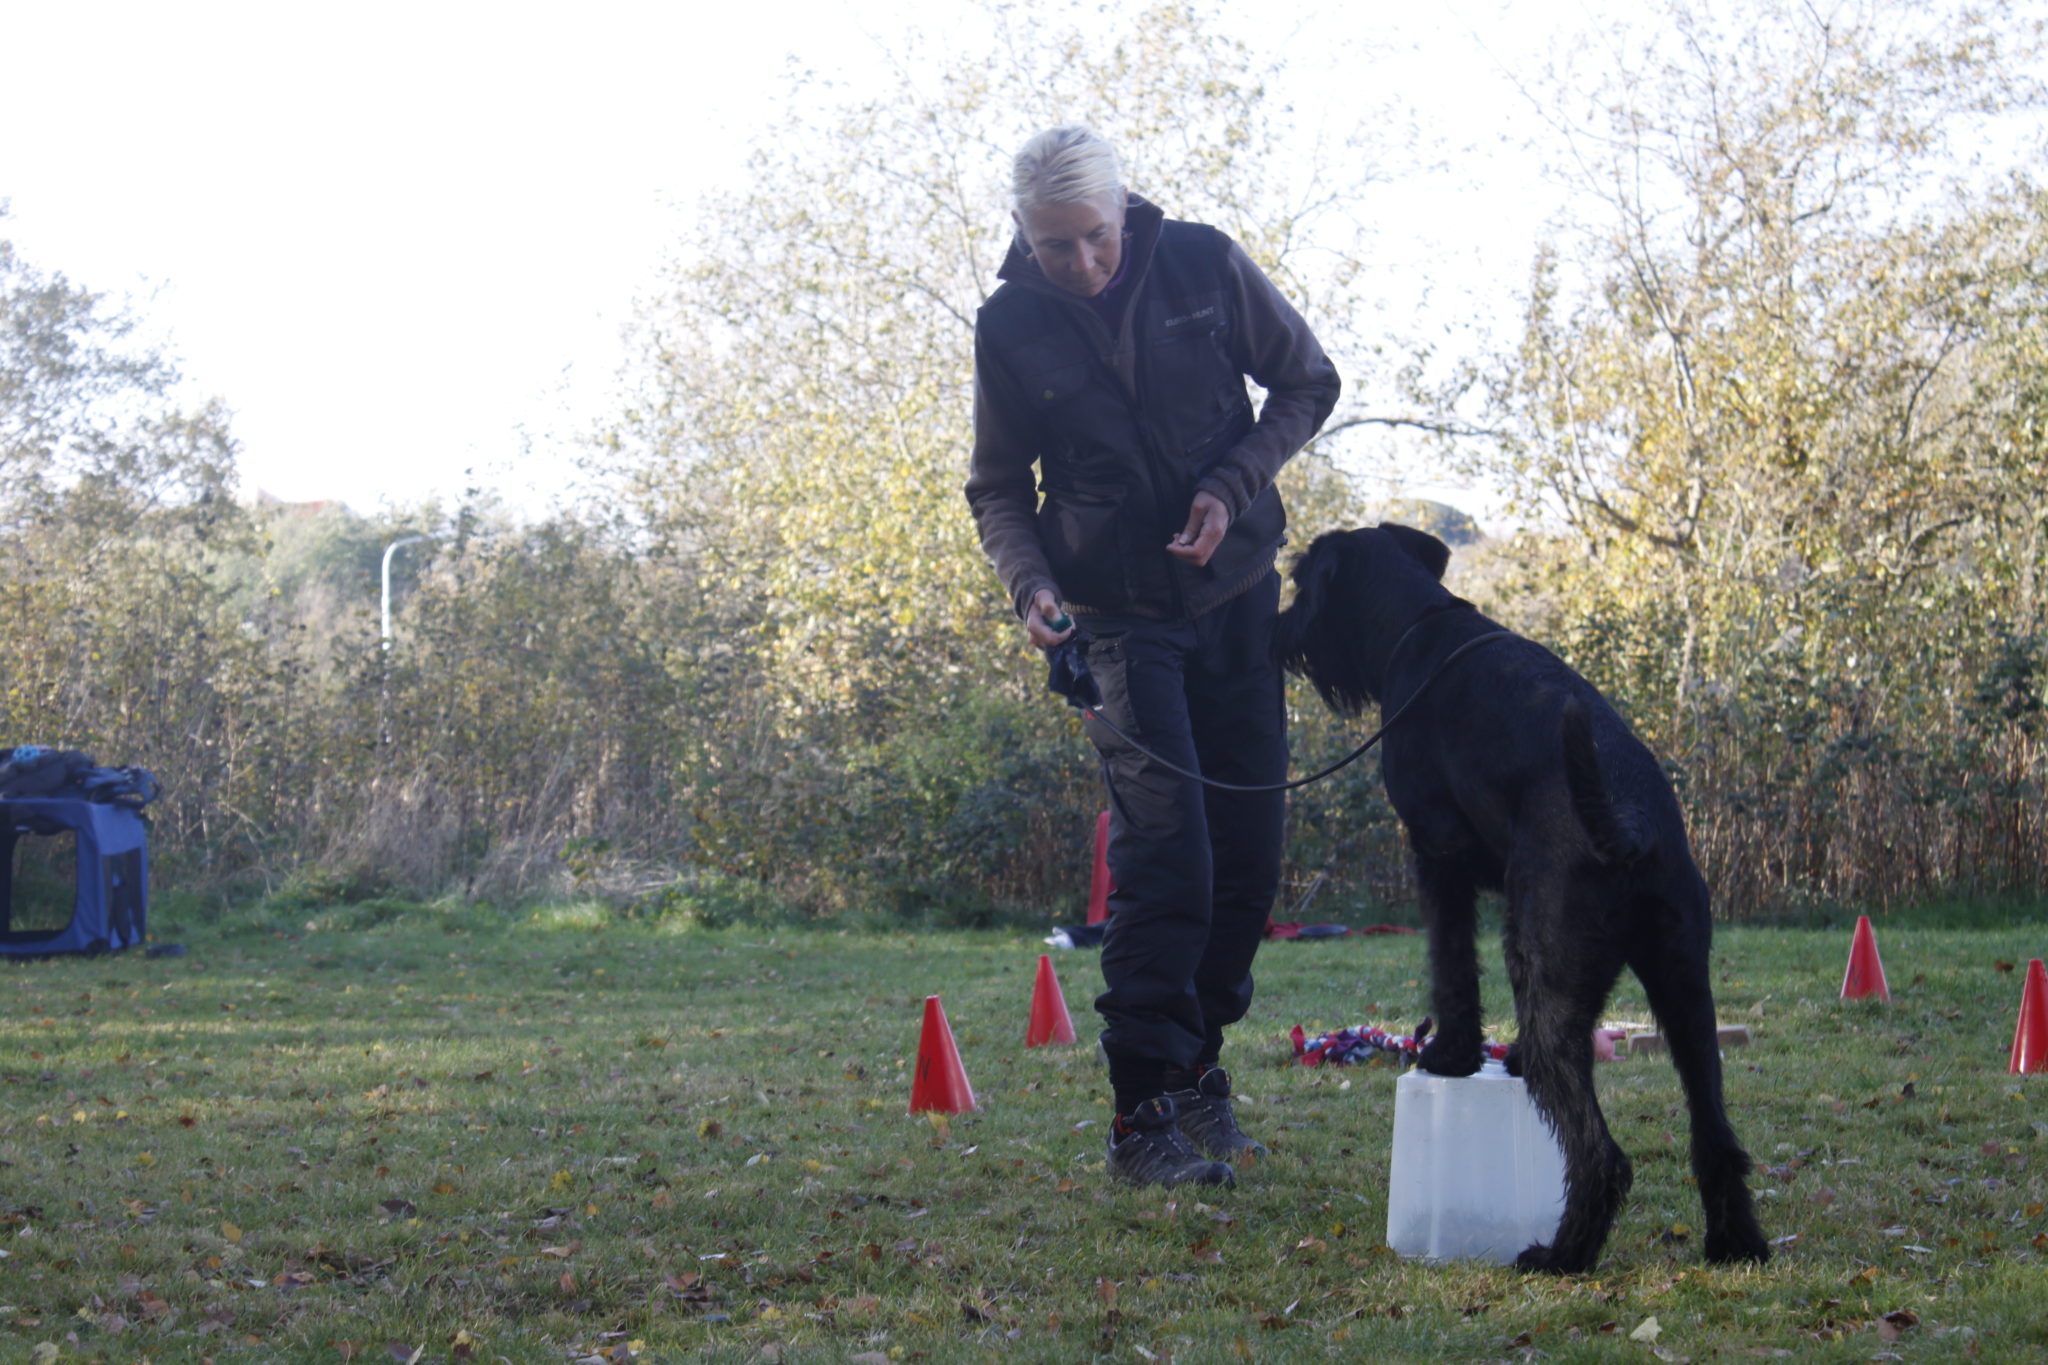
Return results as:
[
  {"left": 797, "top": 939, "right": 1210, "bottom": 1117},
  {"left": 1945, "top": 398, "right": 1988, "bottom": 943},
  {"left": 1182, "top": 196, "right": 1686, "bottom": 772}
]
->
[{"left": 2, "top": 904, "right": 2046, "bottom": 1363}]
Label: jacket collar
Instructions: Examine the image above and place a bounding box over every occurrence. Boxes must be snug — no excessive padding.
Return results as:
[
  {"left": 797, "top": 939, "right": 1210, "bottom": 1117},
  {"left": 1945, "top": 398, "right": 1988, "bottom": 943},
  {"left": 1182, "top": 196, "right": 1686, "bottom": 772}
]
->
[{"left": 996, "top": 193, "right": 1166, "bottom": 301}]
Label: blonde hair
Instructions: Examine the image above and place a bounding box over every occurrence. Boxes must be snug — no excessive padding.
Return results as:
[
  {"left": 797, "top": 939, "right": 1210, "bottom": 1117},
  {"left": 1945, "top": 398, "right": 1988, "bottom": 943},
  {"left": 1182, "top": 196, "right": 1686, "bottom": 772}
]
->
[{"left": 1011, "top": 126, "right": 1123, "bottom": 213}]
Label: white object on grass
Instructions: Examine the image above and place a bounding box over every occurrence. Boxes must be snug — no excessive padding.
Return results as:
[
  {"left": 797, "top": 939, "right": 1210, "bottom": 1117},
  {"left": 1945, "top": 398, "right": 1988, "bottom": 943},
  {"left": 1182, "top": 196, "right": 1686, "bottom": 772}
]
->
[{"left": 1385, "top": 1058, "right": 1567, "bottom": 1263}]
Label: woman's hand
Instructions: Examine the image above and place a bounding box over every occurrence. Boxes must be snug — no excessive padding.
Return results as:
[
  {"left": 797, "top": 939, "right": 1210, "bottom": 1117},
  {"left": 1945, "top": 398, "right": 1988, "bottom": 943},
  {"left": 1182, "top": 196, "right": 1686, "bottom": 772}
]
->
[
  {"left": 1025, "top": 588, "right": 1075, "bottom": 648},
  {"left": 1167, "top": 491, "right": 1230, "bottom": 567}
]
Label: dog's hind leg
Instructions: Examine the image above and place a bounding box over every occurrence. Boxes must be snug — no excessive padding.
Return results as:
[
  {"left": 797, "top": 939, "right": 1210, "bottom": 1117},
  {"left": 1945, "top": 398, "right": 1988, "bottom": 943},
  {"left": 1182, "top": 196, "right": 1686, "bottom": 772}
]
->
[
  {"left": 1413, "top": 854, "right": 1485, "bottom": 1077},
  {"left": 1509, "top": 875, "right": 1633, "bottom": 1274},
  {"left": 1632, "top": 923, "right": 1770, "bottom": 1265}
]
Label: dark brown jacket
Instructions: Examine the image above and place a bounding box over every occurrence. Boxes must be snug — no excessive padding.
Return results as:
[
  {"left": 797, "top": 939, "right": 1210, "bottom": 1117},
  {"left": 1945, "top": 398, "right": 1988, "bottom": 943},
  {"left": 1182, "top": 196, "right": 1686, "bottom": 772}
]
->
[{"left": 966, "top": 196, "right": 1340, "bottom": 620}]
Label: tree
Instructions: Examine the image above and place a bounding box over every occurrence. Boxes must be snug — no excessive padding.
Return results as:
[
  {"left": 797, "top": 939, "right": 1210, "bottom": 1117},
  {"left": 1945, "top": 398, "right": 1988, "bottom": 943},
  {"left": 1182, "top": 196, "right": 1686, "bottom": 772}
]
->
[
  {"left": 602, "top": 0, "right": 1392, "bottom": 912},
  {"left": 0, "top": 218, "right": 313, "bottom": 863},
  {"left": 1453, "top": 0, "right": 2048, "bottom": 910},
  {"left": 1469, "top": 0, "right": 2044, "bottom": 696},
  {"left": 616, "top": 0, "right": 1380, "bottom": 706}
]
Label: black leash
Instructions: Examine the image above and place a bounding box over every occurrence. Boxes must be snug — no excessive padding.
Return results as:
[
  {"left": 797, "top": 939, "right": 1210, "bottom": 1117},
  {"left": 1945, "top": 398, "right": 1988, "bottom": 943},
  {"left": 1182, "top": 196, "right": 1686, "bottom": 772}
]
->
[{"left": 1067, "top": 628, "right": 1514, "bottom": 795}]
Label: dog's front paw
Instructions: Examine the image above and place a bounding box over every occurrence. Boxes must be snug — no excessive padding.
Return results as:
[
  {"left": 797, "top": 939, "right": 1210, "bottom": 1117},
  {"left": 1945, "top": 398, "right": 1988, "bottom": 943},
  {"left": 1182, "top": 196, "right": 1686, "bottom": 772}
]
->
[
  {"left": 1417, "top": 1035, "right": 1482, "bottom": 1077},
  {"left": 1503, "top": 1041, "right": 1525, "bottom": 1077}
]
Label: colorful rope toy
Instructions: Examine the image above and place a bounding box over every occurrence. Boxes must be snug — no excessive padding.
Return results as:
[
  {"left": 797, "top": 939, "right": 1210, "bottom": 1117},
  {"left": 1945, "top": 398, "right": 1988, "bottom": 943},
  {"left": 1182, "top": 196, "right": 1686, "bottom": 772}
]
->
[{"left": 1290, "top": 1019, "right": 1511, "bottom": 1068}]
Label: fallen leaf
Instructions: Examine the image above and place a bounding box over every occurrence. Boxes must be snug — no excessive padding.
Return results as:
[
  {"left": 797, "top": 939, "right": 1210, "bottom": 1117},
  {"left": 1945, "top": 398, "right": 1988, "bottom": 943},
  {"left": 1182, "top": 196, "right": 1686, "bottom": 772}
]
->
[
  {"left": 1878, "top": 1309, "right": 1920, "bottom": 1342},
  {"left": 1630, "top": 1315, "right": 1662, "bottom": 1344},
  {"left": 378, "top": 1200, "right": 417, "bottom": 1222},
  {"left": 222, "top": 1222, "right": 243, "bottom": 1243}
]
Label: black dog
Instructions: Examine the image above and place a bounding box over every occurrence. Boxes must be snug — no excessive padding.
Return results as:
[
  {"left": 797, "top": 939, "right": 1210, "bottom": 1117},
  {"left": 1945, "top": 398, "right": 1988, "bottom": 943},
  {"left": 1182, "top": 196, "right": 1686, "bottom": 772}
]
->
[{"left": 1273, "top": 525, "right": 1768, "bottom": 1274}]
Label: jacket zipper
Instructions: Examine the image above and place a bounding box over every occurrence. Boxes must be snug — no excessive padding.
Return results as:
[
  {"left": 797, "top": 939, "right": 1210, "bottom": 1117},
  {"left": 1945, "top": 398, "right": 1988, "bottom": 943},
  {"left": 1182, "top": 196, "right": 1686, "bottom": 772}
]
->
[
  {"left": 1050, "top": 289, "right": 1190, "bottom": 622},
  {"left": 1128, "top": 331, "right": 1189, "bottom": 621}
]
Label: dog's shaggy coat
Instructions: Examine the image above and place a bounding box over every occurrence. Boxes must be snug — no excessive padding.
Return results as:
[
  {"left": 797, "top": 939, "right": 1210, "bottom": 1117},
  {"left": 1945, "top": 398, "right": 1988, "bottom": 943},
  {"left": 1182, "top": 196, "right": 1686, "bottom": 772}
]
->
[{"left": 1274, "top": 525, "right": 1768, "bottom": 1273}]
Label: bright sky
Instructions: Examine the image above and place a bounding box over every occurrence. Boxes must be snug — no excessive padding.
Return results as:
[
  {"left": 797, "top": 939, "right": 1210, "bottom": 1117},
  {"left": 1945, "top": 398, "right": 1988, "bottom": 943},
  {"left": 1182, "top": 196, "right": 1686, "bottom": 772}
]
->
[{"left": 0, "top": 0, "right": 1598, "bottom": 518}]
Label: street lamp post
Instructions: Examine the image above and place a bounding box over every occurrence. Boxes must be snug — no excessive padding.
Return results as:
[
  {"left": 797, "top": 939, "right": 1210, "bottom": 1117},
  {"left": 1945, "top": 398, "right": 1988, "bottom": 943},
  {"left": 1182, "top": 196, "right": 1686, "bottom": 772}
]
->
[
  {"left": 379, "top": 534, "right": 432, "bottom": 745},
  {"left": 381, "top": 534, "right": 431, "bottom": 650}
]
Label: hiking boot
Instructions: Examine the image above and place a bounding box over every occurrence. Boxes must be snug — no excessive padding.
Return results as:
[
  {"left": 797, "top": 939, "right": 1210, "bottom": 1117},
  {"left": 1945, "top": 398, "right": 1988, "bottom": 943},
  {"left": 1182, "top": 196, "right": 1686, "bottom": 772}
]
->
[
  {"left": 1106, "top": 1097, "right": 1235, "bottom": 1188},
  {"left": 1167, "top": 1067, "right": 1268, "bottom": 1162}
]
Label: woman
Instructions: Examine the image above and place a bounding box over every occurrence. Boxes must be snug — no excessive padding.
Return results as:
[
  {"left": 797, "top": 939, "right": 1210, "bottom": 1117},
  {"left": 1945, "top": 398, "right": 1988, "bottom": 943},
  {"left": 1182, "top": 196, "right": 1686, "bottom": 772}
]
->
[{"left": 965, "top": 126, "right": 1340, "bottom": 1187}]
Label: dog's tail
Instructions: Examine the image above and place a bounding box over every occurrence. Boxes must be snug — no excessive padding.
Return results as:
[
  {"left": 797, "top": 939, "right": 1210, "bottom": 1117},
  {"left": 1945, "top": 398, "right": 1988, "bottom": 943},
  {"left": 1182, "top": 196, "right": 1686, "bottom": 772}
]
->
[{"left": 1562, "top": 695, "right": 1652, "bottom": 865}]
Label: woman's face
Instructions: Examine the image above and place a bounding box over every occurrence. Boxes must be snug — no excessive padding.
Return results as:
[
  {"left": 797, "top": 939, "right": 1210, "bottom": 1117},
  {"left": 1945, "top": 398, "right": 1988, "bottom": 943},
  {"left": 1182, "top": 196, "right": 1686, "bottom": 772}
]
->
[{"left": 1015, "top": 192, "right": 1126, "bottom": 298}]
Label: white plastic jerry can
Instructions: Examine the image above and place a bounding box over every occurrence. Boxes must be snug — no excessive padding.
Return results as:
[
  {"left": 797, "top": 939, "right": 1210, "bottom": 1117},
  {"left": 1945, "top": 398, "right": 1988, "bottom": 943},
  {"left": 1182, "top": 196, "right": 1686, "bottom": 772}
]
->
[{"left": 1385, "top": 1058, "right": 1568, "bottom": 1262}]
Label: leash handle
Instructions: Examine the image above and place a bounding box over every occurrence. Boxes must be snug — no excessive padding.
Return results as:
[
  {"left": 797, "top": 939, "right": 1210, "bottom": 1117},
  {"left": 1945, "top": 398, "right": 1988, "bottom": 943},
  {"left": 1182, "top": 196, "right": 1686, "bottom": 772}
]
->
[{"left": 1077, "top": 631, "right": 1513, "bottom": 795}]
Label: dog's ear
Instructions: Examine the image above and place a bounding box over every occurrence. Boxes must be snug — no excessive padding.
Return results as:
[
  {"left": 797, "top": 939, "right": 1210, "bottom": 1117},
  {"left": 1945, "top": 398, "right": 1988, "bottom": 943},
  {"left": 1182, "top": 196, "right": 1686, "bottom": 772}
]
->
[{"left": 1379, "top": 523, "right": 1452, "bottom": 580}]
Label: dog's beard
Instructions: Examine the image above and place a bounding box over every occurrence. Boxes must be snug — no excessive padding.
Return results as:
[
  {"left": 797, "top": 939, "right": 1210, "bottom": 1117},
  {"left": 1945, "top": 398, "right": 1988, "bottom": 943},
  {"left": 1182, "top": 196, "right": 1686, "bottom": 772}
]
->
[
  {"left": 1299, "top": 654, "right": 1377, "bottom": 717},
  {"left": 1276, "top": 618, "right": 1379, "bottom": 717}
]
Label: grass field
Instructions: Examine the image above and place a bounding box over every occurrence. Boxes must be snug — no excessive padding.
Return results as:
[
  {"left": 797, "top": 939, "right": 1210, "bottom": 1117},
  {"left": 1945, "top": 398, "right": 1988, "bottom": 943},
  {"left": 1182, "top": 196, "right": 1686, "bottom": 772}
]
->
[{"left": 2, "top": 901, "right": 2045, "bottom": 1363}]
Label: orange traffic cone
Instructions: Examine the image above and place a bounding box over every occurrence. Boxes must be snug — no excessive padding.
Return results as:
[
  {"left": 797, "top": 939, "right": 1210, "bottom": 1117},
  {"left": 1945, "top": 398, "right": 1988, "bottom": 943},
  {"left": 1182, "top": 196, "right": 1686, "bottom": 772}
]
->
[
  {"left": 2011, "top": 958, "right": 2048, "bottom": 1075},
  {"left": 1840, "top": 915, "right": 1890, "bottom": 1002},
  {"left": 909, "top": 995, "right": 978, "bottom": 1113},
  {"left": 1086, "top": 810, "right": 1115, "bottom": 925},
  {"left": 1027, "top": 954, "right": 1078, "bottom": 1047}
]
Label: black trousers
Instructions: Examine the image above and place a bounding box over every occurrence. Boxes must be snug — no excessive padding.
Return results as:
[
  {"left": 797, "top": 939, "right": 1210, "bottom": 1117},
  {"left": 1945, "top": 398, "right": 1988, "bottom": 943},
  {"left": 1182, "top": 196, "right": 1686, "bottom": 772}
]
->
[{"left": 1079, "top": 572, "right": 1288, "bottom": 1111}]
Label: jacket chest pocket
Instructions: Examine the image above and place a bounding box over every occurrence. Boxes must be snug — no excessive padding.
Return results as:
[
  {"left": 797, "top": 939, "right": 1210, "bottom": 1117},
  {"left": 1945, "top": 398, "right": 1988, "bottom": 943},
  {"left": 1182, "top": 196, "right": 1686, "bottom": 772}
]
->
[
  {"left": 1142, "top": 294, "right": 1244, "bottom": 458},
  {"left": 1023, "top": 358, "right": 1136, "bottom": 473},
  {"left": 1028, "top": 361, "right": 1093, "bottom": 411}
]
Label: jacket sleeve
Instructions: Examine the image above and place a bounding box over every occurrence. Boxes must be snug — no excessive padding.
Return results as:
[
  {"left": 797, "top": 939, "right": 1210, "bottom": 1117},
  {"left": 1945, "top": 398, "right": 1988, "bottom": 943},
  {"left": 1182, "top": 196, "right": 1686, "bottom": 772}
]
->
[
  {"left": 1196, "top": 239, "right": 1342, "bottom": 520},
  {"left": 964, "top": 324, "right": 1061, "bottom": 620}
]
